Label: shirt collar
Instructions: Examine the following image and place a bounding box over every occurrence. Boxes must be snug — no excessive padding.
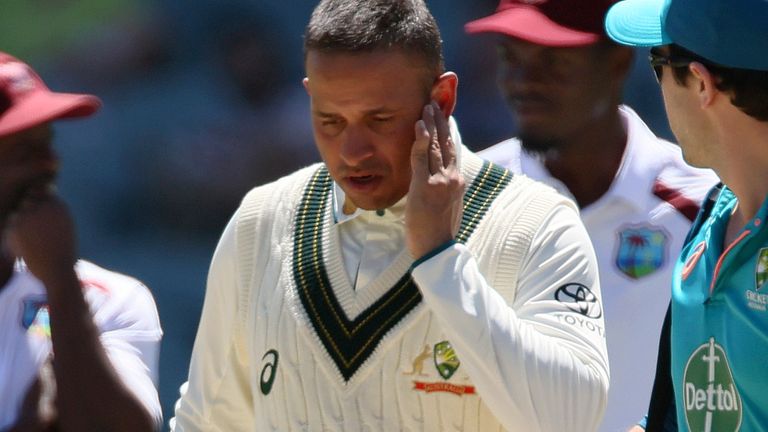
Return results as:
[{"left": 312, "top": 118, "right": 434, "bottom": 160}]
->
[
  {"left": 332, "top": 183, "right": 407, "bottom": 225},
  {"left": 711, "top": 185, "right": 768, "bottom": 233},
  {"left": 332, "top": 116, "right": 464, "bottom": 225},
  {"left": 606, "top": 105, "right": 668, "bottom": 212},
  {"left": 516, "top": 105, "right": 664, "bottom": 212}
]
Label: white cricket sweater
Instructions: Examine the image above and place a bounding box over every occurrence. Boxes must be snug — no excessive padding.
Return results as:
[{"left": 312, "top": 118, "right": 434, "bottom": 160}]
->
[{"left": 173, "top": 148, "right": 609, "bottom": 431}]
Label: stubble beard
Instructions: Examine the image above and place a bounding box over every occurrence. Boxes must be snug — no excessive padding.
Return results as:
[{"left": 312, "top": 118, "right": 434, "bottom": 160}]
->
[{"left": 518, "top": 132, "right": 565, "bottom": 158}]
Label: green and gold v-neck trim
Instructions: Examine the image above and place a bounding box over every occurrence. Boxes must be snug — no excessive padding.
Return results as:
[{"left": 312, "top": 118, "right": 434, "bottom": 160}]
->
[{"left": 292, "top": 161, "right": 511, "bottom": 382}]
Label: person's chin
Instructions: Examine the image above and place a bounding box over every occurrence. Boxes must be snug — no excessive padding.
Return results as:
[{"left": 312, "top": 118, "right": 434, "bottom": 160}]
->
[
  {"left": 512, "top": 99, "right": 555, "bottom": 125},
  {"left": 517, "top": 129, "right": 563, "bottom": 155},
  {"left": 515, "top": 110, "right": 550, "bottom": 126}
]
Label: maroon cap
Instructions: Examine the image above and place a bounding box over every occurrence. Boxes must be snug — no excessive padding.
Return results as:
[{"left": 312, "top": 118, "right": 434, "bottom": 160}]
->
[
  {"left": 465, "top": 0, "right": 619, "bottom": 47},
  {"left": 0, "top": 52, "right": 101, "bottom": 138}
]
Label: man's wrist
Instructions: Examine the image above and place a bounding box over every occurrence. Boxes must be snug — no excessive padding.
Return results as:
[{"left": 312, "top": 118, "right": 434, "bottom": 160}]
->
[
  {"left": 411, "top": 239, "right": 456, "bottom": 268},
  {"left": 35, "top": 262, "right": 79, "bottom": 295}
]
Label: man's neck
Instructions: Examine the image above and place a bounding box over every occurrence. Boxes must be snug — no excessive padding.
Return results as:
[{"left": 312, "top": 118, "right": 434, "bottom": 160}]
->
[
  {"left": 543, "top": 108, "right": 627, "bottom": 208},
  {"left": 713, "top": 115, "right": 768, "bottom": 240}
]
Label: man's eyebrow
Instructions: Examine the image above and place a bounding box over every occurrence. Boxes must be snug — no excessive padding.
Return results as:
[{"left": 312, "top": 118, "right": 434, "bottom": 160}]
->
[
  {"left": 364, "top": 107, "right": 400, "bottom": 116},
  {"left": 312, "top": 110, "right": 340, "bottom": 117},
  {"left": 312, "top": 107, "right": 400, "bottom": 117}
]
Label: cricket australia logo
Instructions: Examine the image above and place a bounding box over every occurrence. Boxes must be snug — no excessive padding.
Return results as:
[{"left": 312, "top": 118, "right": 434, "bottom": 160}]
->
[
  {"left": 409, "top": 341, "right": 476, "bottom": 396},
  {"left": 683, "top": 338, "right": 742, "bottom": 432},
  {"left": 755, "top": 247, "right": 768, "bottom": 290},
  {"left": 433, "top": 341, "right": 460, "bottom": 380}
]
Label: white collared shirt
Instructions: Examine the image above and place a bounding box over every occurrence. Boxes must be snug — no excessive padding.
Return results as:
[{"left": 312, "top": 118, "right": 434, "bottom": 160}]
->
[
  {"left": 480, "top": 105, "right": 719, "bottom": 432},
  {"left": 332, "top": 184, "right": 407, "bottom": 291},
  {"left": 331, "top": 116, "right": 464, "bottom": 292},
  {"left": 0, "top": 260, "right": 163, "bottom": 429}
]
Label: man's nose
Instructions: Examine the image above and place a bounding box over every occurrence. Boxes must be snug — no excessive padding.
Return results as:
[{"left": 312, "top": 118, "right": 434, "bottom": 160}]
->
[
  {"left": 25, "top": 145, "right": 57, "bottom": 165},
  {"left": 339, "top": 126, "right": 375, "bottom": 166},
  {"left": 499, "top": 59, "right": 549, "bottom": 89}
]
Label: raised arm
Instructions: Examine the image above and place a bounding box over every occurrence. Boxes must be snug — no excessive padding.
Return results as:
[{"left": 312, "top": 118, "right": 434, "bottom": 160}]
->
[
  {"left": 7, "top": 195, "right": 160, "bottom": 431},
  {"left": 405, "top": 103, "right": 609, "bottom": 431}
]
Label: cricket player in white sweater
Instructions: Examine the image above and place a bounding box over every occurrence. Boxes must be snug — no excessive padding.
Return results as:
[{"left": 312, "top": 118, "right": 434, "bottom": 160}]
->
[{"left": 173, "top": 0, "right": 609, "bottom": 430}]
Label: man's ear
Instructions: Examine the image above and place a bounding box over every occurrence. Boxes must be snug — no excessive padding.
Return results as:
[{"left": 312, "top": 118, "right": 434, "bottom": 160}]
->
[
  {"left": 430, "top": 72, "right": 458, "bottom": 118},
  {"left": 302, "top": 77, "right": 310, "bottom": 95},
  {"left": 689, "top": 62, "right": 717, "bottom": 108}
]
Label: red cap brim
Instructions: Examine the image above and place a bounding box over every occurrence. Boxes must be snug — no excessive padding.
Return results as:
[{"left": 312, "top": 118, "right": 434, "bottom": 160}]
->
[
  {"left": 465, "top": 6, "right": 601, "bottom": 47},
  {"left": 0, "top": 90, "right": 101, "bottom": 138}
]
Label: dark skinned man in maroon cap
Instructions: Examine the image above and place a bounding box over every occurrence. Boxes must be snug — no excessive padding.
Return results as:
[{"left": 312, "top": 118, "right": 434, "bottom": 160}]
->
[
  {"left": 465, "top": 1, "right": 718, "bottom": 430},
  {"left": 0, "top": 52, "right": 162, "bottom": 432}
]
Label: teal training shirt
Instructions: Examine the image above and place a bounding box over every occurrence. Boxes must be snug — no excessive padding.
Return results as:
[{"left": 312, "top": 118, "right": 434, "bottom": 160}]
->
[{"left": 671, "top": 185, "right": 768, "bottom": 431}]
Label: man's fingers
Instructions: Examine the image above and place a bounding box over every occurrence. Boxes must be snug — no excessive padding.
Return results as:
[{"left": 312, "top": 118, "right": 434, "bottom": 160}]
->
[
  {"left": 21, "top": 376, "right": 43, "bottom": 408},
  {"left": 413, "top": 103, "right": 455, "bottom": 180},
  {"left": 0, "top": 161, "right": 57, "bottom": 212},
  {"left": 1, "top": 160, "right": 57, "bottom": 185},
  {"left": 422, "top": 104, "right": 443, "bottom": 175},
  {"left": 411, "top": 119, "right": 431, "bottom": 181},
  {"left": 431, "top": 101, "right": 454, "bottom": 169}
]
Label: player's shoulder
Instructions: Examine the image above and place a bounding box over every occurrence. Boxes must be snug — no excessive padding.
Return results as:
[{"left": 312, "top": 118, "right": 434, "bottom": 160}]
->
[
  {"left": 652, "top": 140, "right": 719, "bottom": 203},
  {"left": 505, "top": 172, "right": 568, "bottom": 203},
  {"left": 622, "top": 106, "right": 719, "bottom": 201},
  {"left": 75, "top": 260, "right": 161, "bottom": 336},
  {"left": 465, "top": 148, "right": 575, "bottom": 215},
  {"left": 76, "top": 260, "right": 148, "bottom": 294},
  {"left": 239, "top": 162, "right": 324, "bottom": 216},
  {"left": 477, "top": 137, "right": 523, "bottom": 173}
]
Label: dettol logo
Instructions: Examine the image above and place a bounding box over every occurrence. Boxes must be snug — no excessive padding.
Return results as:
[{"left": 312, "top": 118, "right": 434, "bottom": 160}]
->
[{"left": 683, "top": 337, "right": 742, "bottom": 431}]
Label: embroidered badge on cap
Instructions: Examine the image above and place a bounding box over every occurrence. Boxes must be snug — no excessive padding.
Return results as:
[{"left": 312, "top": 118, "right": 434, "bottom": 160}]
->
[
  {"left": 0, "top": 62, "right": 36, "bottom": 95},
  {"left": 616, "top": 225, "right": 669, "bottom": 279}
]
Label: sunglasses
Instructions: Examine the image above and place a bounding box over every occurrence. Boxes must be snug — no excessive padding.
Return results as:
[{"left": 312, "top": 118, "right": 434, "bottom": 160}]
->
[{"left": 648, "top": 49, "right": 694, "bottom": 82}]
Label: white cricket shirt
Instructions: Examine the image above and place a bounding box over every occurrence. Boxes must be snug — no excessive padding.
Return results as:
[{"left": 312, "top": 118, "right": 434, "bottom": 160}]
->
[
  {"left": 480, "top": 105, "right": 718, "bottom": 432},
  {"left": 0, "top": 260, "right": 163, "bottom": 429}
]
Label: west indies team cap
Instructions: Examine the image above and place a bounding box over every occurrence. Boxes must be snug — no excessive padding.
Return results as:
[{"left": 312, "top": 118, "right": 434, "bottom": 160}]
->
[
  {"left": 0, "top": 52, "right": 101, "bottom": 138},
  {"left": 605, "top": 0, "right": 768, "bottom": 70},
  {"left": 465, "top": 0, "right": 619, "bottom": 47}
]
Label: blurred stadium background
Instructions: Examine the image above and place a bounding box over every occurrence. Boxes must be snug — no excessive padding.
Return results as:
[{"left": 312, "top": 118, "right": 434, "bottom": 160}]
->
[{"left": 0, "top": 0, "right": 673, "bottom": 423}]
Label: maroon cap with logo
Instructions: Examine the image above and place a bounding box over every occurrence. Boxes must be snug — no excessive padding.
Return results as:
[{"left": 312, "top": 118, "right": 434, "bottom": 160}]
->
[
  {"left": 465, "top": 0, "right": 619, "bottom": 47},
  {"left": 0, "top": 52, "right": 101, "bottom": 138}
]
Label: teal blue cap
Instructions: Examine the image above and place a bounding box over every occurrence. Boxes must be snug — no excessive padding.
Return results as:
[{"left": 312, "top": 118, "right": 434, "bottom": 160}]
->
[{"left": 605, "top": 0, "right": 768, "bottom": 71}]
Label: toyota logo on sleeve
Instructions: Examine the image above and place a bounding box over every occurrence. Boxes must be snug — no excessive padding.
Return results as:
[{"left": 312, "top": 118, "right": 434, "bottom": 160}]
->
[{"left": 555, "top": 283, "right": 602, "bottom": 319}]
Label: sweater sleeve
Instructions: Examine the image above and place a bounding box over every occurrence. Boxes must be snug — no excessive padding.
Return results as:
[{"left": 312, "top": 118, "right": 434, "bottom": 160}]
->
[
  {"left": 411, "top": 202, "right": 609, "bottom": 432},
  {"left": 171, "top": 210, "right": 255, "bottom": 431}
]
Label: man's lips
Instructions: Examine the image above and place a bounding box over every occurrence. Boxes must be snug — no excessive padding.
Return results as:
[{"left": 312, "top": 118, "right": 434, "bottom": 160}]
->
[
  {"left": 347, "top": 174, "right": 377, "bottom": 184},
  {"left": 510, "top": 96, "right": 552, "bottom": 112},
  {"left": 342, "top": 174, "right": 383, "bottom": 191}
]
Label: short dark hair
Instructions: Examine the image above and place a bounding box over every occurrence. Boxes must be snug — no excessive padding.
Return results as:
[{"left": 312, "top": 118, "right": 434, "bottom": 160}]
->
[
  {"left": 303, "top": 0, "right": 445, "bottom": 76},
  {"left": 669, "top": 44, "right": 768, "bottom": 121}
]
